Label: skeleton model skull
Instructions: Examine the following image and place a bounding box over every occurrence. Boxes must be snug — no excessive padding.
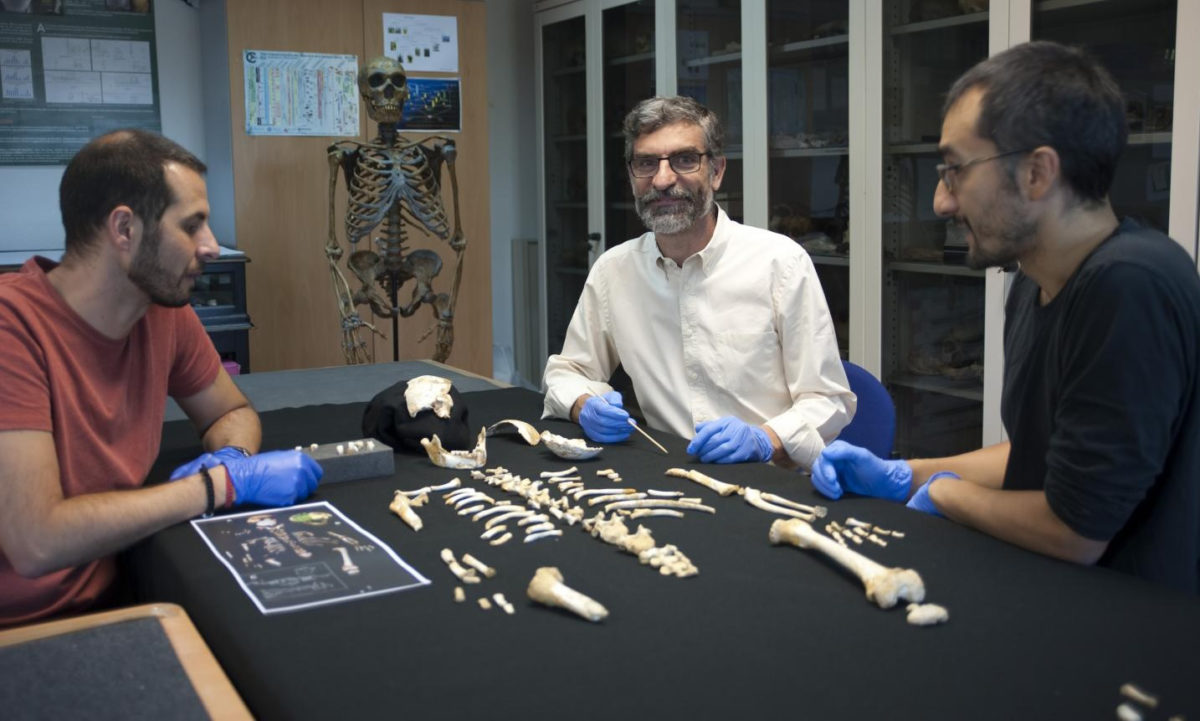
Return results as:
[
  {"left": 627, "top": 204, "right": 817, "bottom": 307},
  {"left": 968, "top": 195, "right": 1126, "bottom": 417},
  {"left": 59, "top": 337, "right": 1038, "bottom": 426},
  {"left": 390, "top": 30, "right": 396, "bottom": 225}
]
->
[{"left": 326, "top": 56, "right": 465, "bottom": 364}]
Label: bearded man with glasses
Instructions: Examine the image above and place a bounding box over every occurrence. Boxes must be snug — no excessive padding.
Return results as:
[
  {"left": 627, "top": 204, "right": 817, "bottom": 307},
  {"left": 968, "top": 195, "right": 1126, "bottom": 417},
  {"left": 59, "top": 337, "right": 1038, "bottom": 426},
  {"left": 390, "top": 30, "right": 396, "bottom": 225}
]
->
[
  {"left": 810, "top": 41, "right": 1200, "bottom": 594},
  {"left": 542, "top": 95, "right": 853, "bottom": 470}
]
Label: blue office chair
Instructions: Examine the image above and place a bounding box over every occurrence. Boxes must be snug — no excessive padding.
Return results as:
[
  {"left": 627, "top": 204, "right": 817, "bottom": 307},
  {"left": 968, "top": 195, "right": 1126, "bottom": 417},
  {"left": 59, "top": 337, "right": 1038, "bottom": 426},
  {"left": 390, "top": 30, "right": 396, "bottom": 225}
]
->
[{"left": 835, "top": 361, "right": 896, "bottom": 459}]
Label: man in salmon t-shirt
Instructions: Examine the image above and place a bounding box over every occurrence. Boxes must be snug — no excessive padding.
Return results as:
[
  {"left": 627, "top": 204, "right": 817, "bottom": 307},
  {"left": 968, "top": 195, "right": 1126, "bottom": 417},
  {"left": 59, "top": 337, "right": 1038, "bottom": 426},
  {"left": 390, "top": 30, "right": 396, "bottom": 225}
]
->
[{"left": 0, "top": 129, "right": 323, "bottom": 626}]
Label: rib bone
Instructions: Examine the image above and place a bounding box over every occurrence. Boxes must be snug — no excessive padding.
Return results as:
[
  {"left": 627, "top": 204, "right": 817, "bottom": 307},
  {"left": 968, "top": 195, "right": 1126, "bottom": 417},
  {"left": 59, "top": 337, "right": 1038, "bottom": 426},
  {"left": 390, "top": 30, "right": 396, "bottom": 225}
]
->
[
  {"left": 526, "top": 567, "right": 608, "bottom": 622},
  {"left": 769, "top": 518, "right": 925, "bottom": 609},
  {"left": 665, "top": 467, "right": 741, "bottom": 496}
]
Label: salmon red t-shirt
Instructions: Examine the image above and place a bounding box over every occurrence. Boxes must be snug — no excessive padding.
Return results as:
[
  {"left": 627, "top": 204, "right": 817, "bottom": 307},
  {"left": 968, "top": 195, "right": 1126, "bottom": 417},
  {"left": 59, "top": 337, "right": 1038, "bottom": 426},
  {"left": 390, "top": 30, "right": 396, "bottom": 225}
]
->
[{"left": 0, "top": 257, "right": 219, "bottom": 625}]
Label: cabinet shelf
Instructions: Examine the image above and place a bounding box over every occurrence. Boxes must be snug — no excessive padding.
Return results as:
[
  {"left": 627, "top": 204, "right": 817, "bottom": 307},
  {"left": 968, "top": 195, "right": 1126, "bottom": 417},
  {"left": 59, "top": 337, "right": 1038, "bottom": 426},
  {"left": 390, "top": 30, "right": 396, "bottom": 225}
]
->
[
  {"left": 886, "top": 142, "right": 939, "bottom": 155},
  {"left": 811, "top": 254, "right": 849, "bottom": 267},
  {"left": 887, "top": 260, "right": 985, "bottom": 278},
  {"left": 608, "top": 51, "right": 654, "bottom": 67},
  {"left": 774, "top": 33, "right": 849, "bottom": 54},
  {"left": 1128, "top": 131, "right": 1172, "bottom": 145},
  {"left": 889, "top": 373, "right": 984, "bottom": 402},
  {"left": 683, "top": 51, "right": 741, "bottom": 68},
  {"left": 889, "top": 11, "right": 987, "bottom": 35},
  {"left": 771, "top": 146, "right": 849, "bottom": 158}
]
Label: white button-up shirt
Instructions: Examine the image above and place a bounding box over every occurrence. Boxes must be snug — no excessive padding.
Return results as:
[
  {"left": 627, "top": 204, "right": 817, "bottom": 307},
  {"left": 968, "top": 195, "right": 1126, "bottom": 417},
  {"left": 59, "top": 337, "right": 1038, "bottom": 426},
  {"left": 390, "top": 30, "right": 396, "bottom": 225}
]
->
[{"left": 542, "top": 208, "right": 854, "bottom": 469}]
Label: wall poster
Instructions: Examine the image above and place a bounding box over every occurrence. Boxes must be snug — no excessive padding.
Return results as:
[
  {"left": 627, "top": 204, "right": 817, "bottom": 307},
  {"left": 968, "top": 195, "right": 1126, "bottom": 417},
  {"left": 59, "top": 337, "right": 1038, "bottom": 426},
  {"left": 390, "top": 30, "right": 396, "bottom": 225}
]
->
[
  {"left": 0, "top": 0, "right": 158, "bottom": 166},
  {"left": 243, "top": 49, "right": 359, "bottom": 137},
  {"left": 381, "top": 12, "right": 458, "bottom": 73}
]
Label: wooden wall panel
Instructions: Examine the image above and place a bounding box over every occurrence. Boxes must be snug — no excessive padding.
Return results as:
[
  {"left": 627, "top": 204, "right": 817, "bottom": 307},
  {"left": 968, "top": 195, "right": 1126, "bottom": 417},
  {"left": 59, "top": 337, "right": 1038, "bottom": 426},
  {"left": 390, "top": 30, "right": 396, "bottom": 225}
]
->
[{"left": 225, "top": 0, "right": 491, "bottom": 377}]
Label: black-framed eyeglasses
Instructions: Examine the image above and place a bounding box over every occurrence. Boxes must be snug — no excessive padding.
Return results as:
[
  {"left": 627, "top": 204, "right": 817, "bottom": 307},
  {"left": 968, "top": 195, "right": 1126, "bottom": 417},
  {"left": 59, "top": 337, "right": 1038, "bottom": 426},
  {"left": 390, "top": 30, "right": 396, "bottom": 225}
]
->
[
  {"left": 935, "top": 149, "right": 1031, "bottom": 192},
  {"left": 628, "top": 151, "right": 712, "bottom": 178}
]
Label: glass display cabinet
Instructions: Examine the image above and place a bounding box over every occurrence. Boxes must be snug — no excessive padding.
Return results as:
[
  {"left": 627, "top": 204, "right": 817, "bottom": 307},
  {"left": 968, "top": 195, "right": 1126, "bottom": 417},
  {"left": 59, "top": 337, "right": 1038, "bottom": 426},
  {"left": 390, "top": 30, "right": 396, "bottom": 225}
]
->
[
  {"left": 676, "top": 0, "right": 743, "bottom": 224},
  {"left": 767, "top": 0, "right": 850, "bottom": 357},
  {"left": 880, "top": 0, "right": 991, "bottom": 457}
]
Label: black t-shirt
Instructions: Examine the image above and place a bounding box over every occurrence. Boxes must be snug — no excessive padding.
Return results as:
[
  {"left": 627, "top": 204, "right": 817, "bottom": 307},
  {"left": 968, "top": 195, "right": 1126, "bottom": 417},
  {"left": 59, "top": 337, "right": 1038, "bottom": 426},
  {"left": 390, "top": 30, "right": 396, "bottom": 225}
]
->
[{"left": 1002, "top": 218, "right": 1200, "bottom": 593}]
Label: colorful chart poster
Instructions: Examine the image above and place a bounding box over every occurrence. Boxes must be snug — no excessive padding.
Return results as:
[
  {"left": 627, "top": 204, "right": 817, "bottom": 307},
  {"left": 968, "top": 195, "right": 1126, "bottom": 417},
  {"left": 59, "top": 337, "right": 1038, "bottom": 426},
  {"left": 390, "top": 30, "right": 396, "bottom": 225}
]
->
[
  {"left": 243, "top": 50, "right": 359, "bottom": 137},
  {"left": 399, "top": 76, "right": 460, "bottom": 132}
]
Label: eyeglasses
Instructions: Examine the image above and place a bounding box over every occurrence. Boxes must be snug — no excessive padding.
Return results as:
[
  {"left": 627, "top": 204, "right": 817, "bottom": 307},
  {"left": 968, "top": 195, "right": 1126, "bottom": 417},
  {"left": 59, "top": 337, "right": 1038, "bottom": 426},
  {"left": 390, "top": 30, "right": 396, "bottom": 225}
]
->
[
  {"left": 935, "top": 149, "right": 1030, "bottom": 192},
  {"left": 628, "top": 151, "right": 712, "bottom": 178}
]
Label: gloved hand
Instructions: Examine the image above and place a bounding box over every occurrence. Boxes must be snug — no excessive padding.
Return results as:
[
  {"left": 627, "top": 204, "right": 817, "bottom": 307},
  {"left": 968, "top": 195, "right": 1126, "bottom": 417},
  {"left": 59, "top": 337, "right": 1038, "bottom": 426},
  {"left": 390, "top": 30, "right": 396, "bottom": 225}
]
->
[
  {"left": 906, "top": 471, "right": 960, "bottom": 517},
  {"left": 578, "top": 392, "right": 634, "bottom": 443},
  {"left": 686, "top": 417, "right": 773, "bottom": 464},
  {"left": 169, "top": 446, "right": 251, "bottom": 481},
  {"left": 810, "top": 440, "right": 913, "bottom": 502},
  {"left": 222, "top": 450, "right": 322, "bottom": 507}
]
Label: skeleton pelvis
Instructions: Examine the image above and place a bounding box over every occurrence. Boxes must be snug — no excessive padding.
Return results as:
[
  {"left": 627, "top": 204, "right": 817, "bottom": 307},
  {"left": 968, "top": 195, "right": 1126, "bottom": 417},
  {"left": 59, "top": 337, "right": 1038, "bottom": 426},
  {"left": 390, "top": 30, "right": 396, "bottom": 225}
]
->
[{"left": 348, "top": 250, "right": 393, "bottom": 316}]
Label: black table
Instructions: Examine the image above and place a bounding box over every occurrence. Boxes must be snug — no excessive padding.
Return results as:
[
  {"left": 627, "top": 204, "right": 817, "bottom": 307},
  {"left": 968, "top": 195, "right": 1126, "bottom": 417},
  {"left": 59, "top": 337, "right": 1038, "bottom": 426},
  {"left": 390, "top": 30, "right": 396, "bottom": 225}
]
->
[{"left": 132, "top": 387, "right": 1200, "bottom": 720}]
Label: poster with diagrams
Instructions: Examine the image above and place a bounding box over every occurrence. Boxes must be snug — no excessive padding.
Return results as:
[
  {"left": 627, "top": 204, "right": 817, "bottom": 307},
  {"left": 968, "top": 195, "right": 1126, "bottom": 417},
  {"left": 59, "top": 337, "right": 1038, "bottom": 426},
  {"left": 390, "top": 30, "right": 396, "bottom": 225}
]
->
[
  {"left": 242, "top": 50, "right": 359, "bottom": 136},
  {"left": 399, "top": 77, "right": 460, "bottom": 132},
  {"left": 0, "top": 0, "right": 159, "bottom": 165},
  {"left": 381, "top": 12, "right": 458, "bottom": 73},
  {"left": 192, "top": 501, "right": 429, "bottom": 615}
]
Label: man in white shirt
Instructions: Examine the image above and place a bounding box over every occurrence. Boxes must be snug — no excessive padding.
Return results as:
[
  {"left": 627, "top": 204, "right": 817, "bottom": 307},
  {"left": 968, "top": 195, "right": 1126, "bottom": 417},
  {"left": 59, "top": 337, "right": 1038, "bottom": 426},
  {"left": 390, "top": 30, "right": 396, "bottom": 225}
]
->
[{"left": 542, "top": 96, "right": 854, "bottom": 469}]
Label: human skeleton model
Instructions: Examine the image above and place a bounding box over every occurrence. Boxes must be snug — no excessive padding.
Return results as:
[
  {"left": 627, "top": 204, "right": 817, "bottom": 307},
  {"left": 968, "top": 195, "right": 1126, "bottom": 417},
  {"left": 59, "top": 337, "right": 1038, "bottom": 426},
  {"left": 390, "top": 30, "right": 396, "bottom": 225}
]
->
[{"left": 326, "top": 56, "right": 465, "bottom": 364}]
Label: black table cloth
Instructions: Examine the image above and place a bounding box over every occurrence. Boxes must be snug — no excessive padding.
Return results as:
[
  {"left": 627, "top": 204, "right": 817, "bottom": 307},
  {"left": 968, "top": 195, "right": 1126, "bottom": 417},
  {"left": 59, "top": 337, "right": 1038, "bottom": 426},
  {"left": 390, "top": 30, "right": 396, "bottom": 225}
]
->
[{"left": 131, "top": 387, "right": 1200, "bottom": 720}]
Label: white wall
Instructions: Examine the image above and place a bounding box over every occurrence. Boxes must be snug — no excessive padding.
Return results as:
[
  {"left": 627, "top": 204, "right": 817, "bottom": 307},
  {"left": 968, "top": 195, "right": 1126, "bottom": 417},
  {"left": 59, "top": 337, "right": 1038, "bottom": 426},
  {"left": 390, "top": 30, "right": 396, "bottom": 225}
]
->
[
  {"left": 0, "top": 1, "right": 206, "bottom": 252},
  {"left": 487, "top": 0, "right": 539, "bottom": 385}
]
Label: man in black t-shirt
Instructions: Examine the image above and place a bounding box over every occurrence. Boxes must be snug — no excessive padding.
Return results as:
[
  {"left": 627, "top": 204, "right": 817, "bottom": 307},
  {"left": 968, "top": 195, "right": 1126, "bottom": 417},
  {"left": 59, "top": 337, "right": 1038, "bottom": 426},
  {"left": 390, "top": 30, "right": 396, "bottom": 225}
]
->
[{"left": 808, "top": 41, "right": 1200, "bottom": 593}]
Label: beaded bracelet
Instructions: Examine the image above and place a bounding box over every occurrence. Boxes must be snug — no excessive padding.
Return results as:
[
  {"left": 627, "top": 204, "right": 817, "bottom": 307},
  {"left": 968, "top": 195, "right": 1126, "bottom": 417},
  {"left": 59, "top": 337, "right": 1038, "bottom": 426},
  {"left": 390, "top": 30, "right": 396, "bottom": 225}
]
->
[{"left": 199, "top": 466, "right": 216, "bottom": 518}]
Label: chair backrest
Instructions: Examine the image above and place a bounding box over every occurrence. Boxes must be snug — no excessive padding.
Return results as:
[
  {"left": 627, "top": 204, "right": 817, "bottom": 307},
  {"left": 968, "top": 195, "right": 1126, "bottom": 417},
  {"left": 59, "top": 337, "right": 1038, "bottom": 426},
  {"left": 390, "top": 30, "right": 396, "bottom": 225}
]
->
[{"left": 835, "top": 361, "right": 896, "bottom": 458}]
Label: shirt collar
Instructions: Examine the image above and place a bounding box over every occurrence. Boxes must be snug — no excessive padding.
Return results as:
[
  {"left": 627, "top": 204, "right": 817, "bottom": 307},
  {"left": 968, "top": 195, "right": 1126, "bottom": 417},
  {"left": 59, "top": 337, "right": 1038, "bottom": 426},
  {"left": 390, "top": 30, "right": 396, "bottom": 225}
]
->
[{"left": 650, "top": 204, "right": 730, "bottom": 273}]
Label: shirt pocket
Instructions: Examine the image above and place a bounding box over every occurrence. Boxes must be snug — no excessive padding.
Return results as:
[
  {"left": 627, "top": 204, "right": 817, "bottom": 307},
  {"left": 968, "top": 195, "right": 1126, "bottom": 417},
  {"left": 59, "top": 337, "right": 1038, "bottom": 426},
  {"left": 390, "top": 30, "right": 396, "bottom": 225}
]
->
[{"left": 714, "top": 330, "right": 781, "bottom": 392}]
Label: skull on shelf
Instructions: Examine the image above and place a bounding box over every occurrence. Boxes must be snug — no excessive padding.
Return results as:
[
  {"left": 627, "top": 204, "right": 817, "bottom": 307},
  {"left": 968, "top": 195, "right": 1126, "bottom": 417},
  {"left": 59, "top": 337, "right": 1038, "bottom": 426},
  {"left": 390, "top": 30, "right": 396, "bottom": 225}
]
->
[{"left": 358, "top": 56, "right": 409, "bottom": 124}]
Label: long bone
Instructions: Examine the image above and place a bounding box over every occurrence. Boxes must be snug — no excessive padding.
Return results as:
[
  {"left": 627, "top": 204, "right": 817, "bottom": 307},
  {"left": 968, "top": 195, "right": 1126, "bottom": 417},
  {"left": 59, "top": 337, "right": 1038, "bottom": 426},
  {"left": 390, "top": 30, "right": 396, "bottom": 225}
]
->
[
  {"left": 603, "top": 499, "right": 716, "bottom": 514},
  {"left": 665, "top": 467, "right": 741, "bottom": 496},
  {"left": 758, "top": 491, "right": 826, "bottom": 517},
  {"left": 399, "top": 478, "right": 461, "bottom": 496},
  {"left": 740, "top": 487, "right": 819, "bottom": 521},
  {"left": 333, "top": 546, "right": 359, "bottom": 575},
  {"left": 526, "top": 567, "right": 608, "bottom": 622},
  {"left": 769, "top": 518, "right": 925, "bottom": 609}
]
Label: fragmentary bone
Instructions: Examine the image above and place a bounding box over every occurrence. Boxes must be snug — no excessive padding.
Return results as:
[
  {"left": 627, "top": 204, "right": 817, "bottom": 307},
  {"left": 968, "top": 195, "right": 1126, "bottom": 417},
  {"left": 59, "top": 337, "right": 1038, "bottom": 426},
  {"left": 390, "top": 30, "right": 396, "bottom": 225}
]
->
[
  {"left": 665, "top": 467, "right": 741, "bottom": 496},
  {"left": 853, "top": 527, "right": 869, "bottom": 537},
  {"left": 404, "top": 375, "right": 453, "bottom": 418},
  {"left": 480, "top": 525, "right": 508, "bottom": 540},
  {"left": 629, "top": 509, "right": 685, "bottom": 519},
  {"left": 867, "top": 534, "right": 888, "bottom": 547},
  {"left": 905, "top": 602, "right": 949, "bottom": 626},
  {"left": 740, "top": 487, "right": 820, "bottom": 521},
  {"left": 524, "top": 521, "right": 556, "bottom": 535},
  {"left": 573, "top": 487, "right": 639, "bottom": 499},
  {"left": 759, "top": 492, "right": 827, "bottom": 518},
  {"left": 389, "top": 490, "right": 424, "bottom": 531},
  {"left": 477, "top": 597, "right": 492, "bottom": 611},
  {"left": 845, "top": 517, "right": 871, "bottom": 529},
  {"left": 540, "top": 467, "right": 579, "bottom": 478},
  {"left": 524, "top": 529, "right": 563, "bottom": 543},
  {"left": 457, "top": 504, "right": 485, "bottom": 516},
  {"left": 421, "top": 427, "right": 487, "bottom": 469},
  {"left": 526, "top": 567, "right": 608, "bottom": 622},
  {"left": 485, "top": 466, "right": 509, "bottom": 475},
  {"left": 440, "top": 548, "right": 481, "bottom": 584},
  {"left": 303, "top": 437, "right": 395, "bottom": 483},
  {"left": 399, "top": 477, "right": 461, "bottom": 496},
  {"left": 454, "top": 586, "right": 465, "bottom": 603},
  {"left": 637, "top": 544, "right": 699, "bottom": 577},
  {"left": 493, "top": 592, "right": 515, "bottom": 615},
  {"left": 540, "top": 432, "right": 603, "bottom": 460},
  {"left": 1119, "top": 683, "right": 1159, "bottom": 709},
  {"left": 1117, "top": 703, "right": 1143, "bottom": 721},
  {"left": 333, "top": 547, "right": 359, "bottom": 575},
  {"left": 485, "top": 419, "right": 542, "bottom": 446},
  {"left": 485, "top": 509, "right": 532, "bottom": 528},
  {"left": 488, "top": 532, "right": 513, "bottom": 546},
  {"left": 516, "top": 514, "right": 551, "bottom": 527},
  {"left": 770, "top": 518, "right": 925, "bottom": 609},
  {"left": 408, "top": 492, "right": 429, "bottom": 508},
  {"left": 603, "top": 499, "right": 716, "bottom": 514},
  {"left": 648, "top": 489, "right": 684, "bottom": 498},
  {"left": 461, "top": 553, "right": 497, "bottom": 579}
]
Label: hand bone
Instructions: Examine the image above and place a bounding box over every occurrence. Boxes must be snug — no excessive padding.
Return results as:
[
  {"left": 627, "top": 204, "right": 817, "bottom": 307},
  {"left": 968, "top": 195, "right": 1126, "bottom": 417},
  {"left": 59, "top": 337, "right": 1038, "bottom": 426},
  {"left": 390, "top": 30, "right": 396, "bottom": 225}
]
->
[
  {"left": 769, "top": 518, "right": 925, "bottom": 609},
  {"left": 526, "top": 567, "right": 608, "bottom": 622}
]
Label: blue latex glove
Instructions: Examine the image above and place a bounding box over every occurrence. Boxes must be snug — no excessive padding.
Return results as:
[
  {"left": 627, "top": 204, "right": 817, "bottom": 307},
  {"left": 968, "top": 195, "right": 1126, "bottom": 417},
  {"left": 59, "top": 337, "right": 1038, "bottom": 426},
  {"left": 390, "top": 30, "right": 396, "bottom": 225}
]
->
[
  {"left": 906, "top": 471, "right": 961, "bottom": 517},
  {"left": 686, "top": 416, "right": 773, "bottom": 464},
  {"left": 169, "top": 446, "right": 250, "bottom": 481},
  {"left": 223, "top": 450, "right": 323, "bottom": 507},
  {"left": 810, "top": 440, "right": 913, "bottom": 502},
  {"left": 578, "top": 392, "right": 634, "bottom": 443}
]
